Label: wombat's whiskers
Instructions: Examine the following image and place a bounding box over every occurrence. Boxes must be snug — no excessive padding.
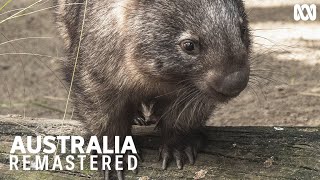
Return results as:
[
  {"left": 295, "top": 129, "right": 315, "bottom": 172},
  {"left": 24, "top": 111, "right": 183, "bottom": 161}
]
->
[
  {"left": 175, "top": 90, "right": 199, "bottom": 125},
  {"left": 157, "top": 84, "right": 194, "bottom": 122}
]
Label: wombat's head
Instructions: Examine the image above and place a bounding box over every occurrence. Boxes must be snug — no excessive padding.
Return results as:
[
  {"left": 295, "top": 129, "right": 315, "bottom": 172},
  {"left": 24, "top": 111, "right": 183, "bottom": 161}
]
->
[{"left": 130, "top": 0, "right": 251, "bottom": 101}]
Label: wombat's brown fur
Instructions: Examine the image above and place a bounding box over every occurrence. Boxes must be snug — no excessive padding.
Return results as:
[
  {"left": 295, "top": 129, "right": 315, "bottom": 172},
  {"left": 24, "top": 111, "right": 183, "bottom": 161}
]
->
[{"left": 54, "top": 0, "right": 251, "bottom": 178}]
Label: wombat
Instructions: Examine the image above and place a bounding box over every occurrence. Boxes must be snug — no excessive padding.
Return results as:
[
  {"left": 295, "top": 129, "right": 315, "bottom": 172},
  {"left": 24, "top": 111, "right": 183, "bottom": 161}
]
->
[{"left": 54, "top": 0, "right": 251, "bottom": 179}]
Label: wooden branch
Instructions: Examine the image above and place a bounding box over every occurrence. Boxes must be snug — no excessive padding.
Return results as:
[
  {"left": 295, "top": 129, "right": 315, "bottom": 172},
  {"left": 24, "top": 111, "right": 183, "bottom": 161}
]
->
[{"left": 0, "top": 115, "right": 319, "bottom": 179}]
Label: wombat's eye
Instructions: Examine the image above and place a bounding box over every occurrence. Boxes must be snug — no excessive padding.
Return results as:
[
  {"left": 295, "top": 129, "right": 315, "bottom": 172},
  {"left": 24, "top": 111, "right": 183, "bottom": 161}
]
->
[
  {"left": 180, "top": 40, "right": 199, "bottom": 54},
  {"left": 182, "top": 41, "right": 194, "bottom": 51}
]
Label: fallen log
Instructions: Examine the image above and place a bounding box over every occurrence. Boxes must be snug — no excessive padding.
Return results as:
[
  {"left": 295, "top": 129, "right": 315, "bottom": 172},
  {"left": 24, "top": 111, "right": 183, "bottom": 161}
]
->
[{"left": 0, "top": 115, "right": 319, "bottom": 179}]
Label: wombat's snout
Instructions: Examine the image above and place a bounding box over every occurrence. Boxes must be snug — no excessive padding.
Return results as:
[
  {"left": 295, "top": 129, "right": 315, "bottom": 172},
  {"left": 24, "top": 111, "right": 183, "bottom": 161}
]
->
[
  {"left": 215, "top": 70, "right": 249, "bottom": 97},
  {"left": 206, "top": 69, "right": 249, "bottom": 98}
]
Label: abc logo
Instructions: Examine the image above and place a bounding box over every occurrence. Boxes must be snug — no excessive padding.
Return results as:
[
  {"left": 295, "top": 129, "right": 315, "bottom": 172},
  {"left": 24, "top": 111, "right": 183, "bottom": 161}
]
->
[{"left": 294, "top": 4, "right": 317, "bottom": 21}]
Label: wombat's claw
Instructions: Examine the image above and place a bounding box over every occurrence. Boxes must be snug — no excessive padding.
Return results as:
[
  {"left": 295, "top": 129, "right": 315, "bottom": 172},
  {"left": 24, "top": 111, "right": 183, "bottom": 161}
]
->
[
  {"left": 102, "top": 151, "right": 140, "bottom": 180},
  {"left": 173, "top": 149, "right": 183, "bottom": 169},
  {"left": 104, "top": 169, "right": 110, "bottom": 180},
  {"left": 159, "top": 145, "right": 170, "bottom": 170},
  {"left": 159, "top": 145, "right": 198, "bottom": 170},
  {"left": 135, "top": 151, "right": 143, "bottom": 162},
  {"left": 103, "top": 168, "right": 125, "bottom": 180},
  {"left": 125, "top": 151, "right": 140, "bottom": 174},
  {"left": 116, "top": 170, "right": 124, "bottom": 180},
  {"left": 184, "top": 146, "right": 197, "bottom": 165},
  {"left": 133, "top": 117, "right": 147, "bottom": 126}
]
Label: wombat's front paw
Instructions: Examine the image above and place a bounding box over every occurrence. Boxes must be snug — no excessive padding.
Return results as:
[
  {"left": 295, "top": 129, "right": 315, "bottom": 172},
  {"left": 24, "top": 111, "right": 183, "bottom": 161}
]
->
[
  {"left": 133, "top": 116, "right": 148, "bottom": 126},
  {"left": 159, "top": 136, "right": 203, "bottom": 170},
  {"left": 132, "top": 115, "right": 158, "bottom": 126}
]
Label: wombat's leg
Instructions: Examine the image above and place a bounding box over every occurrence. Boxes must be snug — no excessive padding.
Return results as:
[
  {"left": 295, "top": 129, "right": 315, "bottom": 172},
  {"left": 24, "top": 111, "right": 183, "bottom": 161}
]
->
[
  {"left": 155, "top": 98, "right": 207, "bottom": 170},
  {"left": 84, "top": 100, "right": 135, "bottom": 180},
  {"left": 159, "top": 129, "right": 206, "bottom": 170}
]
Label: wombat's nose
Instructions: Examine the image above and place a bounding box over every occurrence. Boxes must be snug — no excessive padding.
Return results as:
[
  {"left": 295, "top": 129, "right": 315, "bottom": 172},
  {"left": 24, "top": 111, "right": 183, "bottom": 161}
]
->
[{"left": 215, "top": 70, "right": 249, "bottom": 97}]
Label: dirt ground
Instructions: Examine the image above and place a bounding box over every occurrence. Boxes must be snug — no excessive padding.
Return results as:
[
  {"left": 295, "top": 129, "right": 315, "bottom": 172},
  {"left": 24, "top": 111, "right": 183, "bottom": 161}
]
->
[{"left": 0, "top": 0, "right": 319, "bottom": 126}]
